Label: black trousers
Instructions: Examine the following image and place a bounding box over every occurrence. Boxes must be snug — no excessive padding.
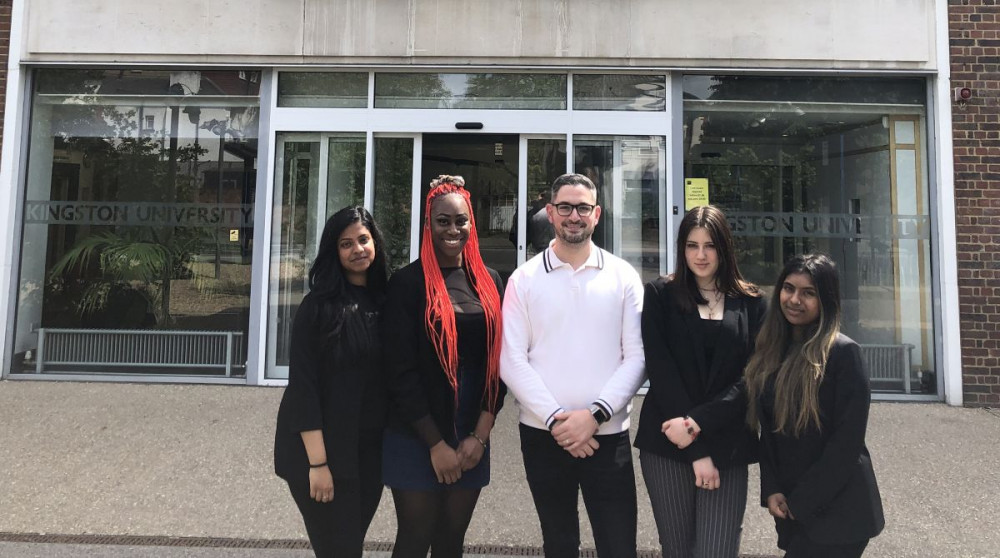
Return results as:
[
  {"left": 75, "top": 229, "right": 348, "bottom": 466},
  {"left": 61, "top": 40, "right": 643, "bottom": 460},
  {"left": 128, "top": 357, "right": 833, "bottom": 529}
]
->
[
  {"left": 778, "top": 520, "right": 870, "bottom": 558},
  {"left": 287, "top": 437, "right": 383, "bottom": 558},
  {"left": 784, "top": 536, "right": 868, "bottom": 558},
  {"left": 519, "top": 424, "right": 638, "bottom": 558}
]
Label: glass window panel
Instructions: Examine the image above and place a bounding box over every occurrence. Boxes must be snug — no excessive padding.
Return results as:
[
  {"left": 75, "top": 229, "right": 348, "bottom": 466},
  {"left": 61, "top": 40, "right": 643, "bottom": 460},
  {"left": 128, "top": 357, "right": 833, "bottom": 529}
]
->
[
  {"left": 374, "top": 138, "right": 414, "bottom": 267},
  {"left": 894, "top": 120, "right": 916, "bottom": 144},
  {"left": 326, "top": 136, "right": 367, "bottom": 214},
  {"left": 683, "top": 76, "right": 934, "bottom": 395},
  {"left": 574, "top": 138, "right": 615, "bottom": 251},
  {"left": 573, "top": 74, "right": 666, "bottom": 111},
  {"left": 35, "top": 69, "right": 260, "bottom": 98},
  {"left": 525, "top": 139, "right": 566, "bottom": 259},
  {"left": 277, "top": 72, "right": 368, "bottom": 108},
  {"left": 268, "top": 139, "right": 320, "bottom": 377},
  {"left": 574, "top": 135, "right": 663, "bottom": 281},
  {"left": 374, "top": 73, "right": 566, "bottom": 109},
  {"left": 265, "top": 134, "right": 366, "bottom": 379},
  {"left": 15, "top": 69, "right": 259, "bottom": 376},
  {"left": 683, "top": 75, "right": 926, "bottom": 104}
]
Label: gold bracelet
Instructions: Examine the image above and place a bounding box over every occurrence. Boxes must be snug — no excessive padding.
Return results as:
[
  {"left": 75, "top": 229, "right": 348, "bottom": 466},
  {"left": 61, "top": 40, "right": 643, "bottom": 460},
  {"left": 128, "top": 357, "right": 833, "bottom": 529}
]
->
[{"left": 469, "top": 432, "right": 488, "bottom": 449}]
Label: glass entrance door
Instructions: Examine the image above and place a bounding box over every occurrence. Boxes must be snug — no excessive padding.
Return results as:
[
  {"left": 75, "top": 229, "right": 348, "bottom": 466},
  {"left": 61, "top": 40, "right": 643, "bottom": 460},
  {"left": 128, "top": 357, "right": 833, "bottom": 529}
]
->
[
  {"left": 421, "top": 134, "right": 520, "bottom": 281},
  {"left": 266, "top": 131, "right": 664, "bottom": 379},
  {"left": 267, "top": 132, "right": 416, "bottom": 379}
]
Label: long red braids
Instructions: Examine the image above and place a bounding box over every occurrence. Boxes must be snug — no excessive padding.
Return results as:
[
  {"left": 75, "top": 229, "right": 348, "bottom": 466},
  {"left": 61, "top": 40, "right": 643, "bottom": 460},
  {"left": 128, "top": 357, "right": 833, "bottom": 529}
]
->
[{"left": 420, "top": 176, "right": 504, "bottom": 414}]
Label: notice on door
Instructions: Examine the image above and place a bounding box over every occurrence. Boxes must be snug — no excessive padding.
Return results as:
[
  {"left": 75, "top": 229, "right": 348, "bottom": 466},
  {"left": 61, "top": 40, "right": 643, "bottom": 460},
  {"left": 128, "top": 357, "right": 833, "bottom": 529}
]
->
[{"left": 684, "top": 178, "right": 710, "bottom": 211}]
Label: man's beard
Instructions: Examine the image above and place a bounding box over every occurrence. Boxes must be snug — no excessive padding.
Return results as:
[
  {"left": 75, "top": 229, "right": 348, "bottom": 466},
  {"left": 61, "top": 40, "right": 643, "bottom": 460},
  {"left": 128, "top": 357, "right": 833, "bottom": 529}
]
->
[{"left": 555, "top": 222, "right": 592, "bottom": 244}]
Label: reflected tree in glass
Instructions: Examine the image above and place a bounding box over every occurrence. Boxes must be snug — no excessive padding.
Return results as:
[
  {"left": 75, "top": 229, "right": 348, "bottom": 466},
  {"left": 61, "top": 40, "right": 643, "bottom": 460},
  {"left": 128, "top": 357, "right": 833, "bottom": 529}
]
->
[{"left": 374, "top": 138, "right": 414, "bottom": 268}]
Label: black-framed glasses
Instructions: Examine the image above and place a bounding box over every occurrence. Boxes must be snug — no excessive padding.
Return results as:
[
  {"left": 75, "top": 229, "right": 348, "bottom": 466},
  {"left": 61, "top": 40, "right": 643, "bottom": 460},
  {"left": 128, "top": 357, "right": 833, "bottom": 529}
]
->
[{"left": 551, "top": 202, "right": 596, "bottom": 217}]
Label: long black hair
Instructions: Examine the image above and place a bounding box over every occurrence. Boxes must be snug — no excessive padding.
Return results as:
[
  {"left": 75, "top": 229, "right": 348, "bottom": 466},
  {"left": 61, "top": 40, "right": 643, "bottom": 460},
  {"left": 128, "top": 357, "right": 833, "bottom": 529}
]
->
[
  {"left": 669, "top": 205, "right": 758, "bottom": 311},
  {"left": 744, "top": 253, "right": 842, "bottom": 436},
  {"left": 307, "top": 206, "right": 390, "bottom": 356}
]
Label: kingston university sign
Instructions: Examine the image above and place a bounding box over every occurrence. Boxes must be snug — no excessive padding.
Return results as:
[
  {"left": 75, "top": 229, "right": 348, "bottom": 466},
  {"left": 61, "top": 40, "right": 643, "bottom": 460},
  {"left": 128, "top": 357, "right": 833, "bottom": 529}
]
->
[{"left": 24, "top": 202, "right": 254, "bottom": 228}]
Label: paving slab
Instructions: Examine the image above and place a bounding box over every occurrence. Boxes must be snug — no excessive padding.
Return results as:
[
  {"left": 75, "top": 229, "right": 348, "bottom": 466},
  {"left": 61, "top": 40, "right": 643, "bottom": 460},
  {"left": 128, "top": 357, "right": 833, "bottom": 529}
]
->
[{"left": 0, "top": 381, "right": 998, "bottom": 557}]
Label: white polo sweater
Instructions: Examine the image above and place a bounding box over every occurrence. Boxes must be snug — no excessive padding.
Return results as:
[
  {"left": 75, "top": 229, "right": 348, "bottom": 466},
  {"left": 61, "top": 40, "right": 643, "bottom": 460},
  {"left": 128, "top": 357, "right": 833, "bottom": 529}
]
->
[{"left": 500, "top": 243, "right": 646, "bottom": 434}]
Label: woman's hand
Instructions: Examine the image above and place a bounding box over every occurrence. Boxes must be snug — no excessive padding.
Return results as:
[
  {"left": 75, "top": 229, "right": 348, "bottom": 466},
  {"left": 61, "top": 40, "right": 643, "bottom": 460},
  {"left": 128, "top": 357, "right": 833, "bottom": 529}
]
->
[
  {"left": 457, "top": 436, "right": 486, "bottom": 471},
  {"left": 692, "top": 456, "right": 720, "bottom": 490},
  {"left": 429, "top": 441, "right": 463, "bottom": 484},
  {"left": 663, "top": 416, "right": 700, "bottom": 449},
  {"left": 309, "top": 465, "right": 334, "bottom": 503},
  {"left": 766, "top": 493, "right": 794, "bottom": 520}
]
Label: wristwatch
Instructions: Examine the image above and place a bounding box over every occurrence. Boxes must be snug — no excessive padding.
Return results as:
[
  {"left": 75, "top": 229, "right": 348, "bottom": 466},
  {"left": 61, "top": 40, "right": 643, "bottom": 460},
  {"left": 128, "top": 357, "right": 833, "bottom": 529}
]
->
[{"left": 589, "top": 404, "right": 610, "bottom": 425}]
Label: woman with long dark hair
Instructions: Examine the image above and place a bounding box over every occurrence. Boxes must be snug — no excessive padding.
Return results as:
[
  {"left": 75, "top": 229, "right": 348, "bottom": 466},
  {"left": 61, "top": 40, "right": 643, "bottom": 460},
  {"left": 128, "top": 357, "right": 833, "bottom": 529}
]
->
[
  {"left": 635, "top": 205, "right": 766, "bottom": 557},
  {"left": 744, "top": 253, "right": 884, "bottom": 557},
  {"left": 273, "top": 206, "right": 391, "bottom": 558},
  {"left": 381, "top": 175, "right": 505, "bottom": 558}
]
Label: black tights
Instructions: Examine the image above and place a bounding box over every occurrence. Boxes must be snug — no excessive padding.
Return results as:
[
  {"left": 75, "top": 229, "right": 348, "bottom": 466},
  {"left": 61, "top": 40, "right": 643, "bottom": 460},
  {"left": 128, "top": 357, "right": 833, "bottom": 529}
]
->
[{"left": 390, "top": 488, "right": 482, "bottom": 558}]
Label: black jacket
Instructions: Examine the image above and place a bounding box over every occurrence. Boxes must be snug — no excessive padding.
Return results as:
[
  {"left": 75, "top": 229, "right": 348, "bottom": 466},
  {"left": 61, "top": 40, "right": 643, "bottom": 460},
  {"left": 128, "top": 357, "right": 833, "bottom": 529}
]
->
[
  {"left": 273, "top": 288, "right": 386, "bottom": 483},
  {"left": 381, "top": 260, "right": 506, "bottom": 448},
  {"left": 760, "top": 333, "right": 885, "bottom": 547},
  {"left": 634, "top": 277, "right": 766, "bottom": 468}
]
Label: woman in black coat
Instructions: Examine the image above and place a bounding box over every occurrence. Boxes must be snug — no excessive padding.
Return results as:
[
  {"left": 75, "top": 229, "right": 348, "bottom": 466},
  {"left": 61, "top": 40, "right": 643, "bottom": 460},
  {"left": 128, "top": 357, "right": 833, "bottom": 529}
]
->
[
  {"left": 635, "top": 205, "right": 765, "bottom": 558},
  {"left": 744, "top": 253, "right": 884, "bottom": 557},
  {"left": 273, "top": 206, "right": 391, "bottom": 558},
  {"left": 381, "top": 176, "right": 506, "bottom": 558}
]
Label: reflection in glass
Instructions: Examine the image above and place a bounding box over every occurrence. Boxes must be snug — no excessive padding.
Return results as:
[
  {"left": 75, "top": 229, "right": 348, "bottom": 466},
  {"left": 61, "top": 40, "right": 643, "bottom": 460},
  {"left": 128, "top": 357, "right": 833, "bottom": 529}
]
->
[
  {"left": 420, "top": 134, "right": 520, "bottom": 281},
  {"left": 682, "top": 75, "right": 926, "bottom": 104},
  {"left": 574, "top": 136, "right": 663, "bottom": 281},
  {"left": 267, "top": 135, "right": 366, "bottom": 377},
  {"left": 16, "top": 69, "right": 260, "bottom": 376},
  {"left": 375, "top": 73, "right": 566, "bottom": 109},
  {"left": 269, "top": 140, "right": 320, "bottom": 374},
  {"left": 573, "top": 74, "right": 666, "bottom": 111},
  {"left": 374, "top": 138, "right": 414, "bottom": 267},
  {"left": 525, "top": 139, "right": 566, "bottom": 259},
  {"left": 683, "top": 75, "right": 934, "bottom": 395},
  {"left": 327, "top": 136, "right": 366, "bottom": 213},
  {"left": 277, "top": 72, "right": 368, "bottom": 108}
]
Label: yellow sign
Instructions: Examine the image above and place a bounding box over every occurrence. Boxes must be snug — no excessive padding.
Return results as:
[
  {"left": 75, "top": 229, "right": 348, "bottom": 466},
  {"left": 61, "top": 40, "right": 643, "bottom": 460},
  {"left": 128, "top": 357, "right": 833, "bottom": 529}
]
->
[
  {"left": 684, "top": 178, "right": 710, "bottom": 211},
  {"left": 229, "top": 229, "right": 240, "bottom": 242}
]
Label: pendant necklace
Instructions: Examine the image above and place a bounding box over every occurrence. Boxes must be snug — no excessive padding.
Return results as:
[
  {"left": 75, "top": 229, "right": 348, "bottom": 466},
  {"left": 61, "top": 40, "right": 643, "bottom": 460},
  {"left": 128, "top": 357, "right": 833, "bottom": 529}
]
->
[{"left": 701, "top": 288, "right": 721, "bottom": 319}]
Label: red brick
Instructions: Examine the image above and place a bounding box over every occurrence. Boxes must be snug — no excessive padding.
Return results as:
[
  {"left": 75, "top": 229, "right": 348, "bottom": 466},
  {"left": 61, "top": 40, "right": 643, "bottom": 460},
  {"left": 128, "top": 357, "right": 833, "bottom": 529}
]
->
[{"left": 953, "top": 1, "right": 1000, "bottom": 406}]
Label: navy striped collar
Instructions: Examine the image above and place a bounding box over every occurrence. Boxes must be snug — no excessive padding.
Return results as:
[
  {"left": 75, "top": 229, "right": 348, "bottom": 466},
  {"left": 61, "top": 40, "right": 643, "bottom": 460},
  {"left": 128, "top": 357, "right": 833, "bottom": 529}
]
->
[{"left": 542, "top": 243, "right": 605, "bottom": 273}]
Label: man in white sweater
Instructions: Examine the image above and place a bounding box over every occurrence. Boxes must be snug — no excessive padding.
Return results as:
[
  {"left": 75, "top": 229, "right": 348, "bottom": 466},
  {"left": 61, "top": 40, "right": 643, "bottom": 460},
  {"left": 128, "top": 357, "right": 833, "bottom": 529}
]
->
[{"left": 500, "top": 173, "right": 646, "bottom": 558}]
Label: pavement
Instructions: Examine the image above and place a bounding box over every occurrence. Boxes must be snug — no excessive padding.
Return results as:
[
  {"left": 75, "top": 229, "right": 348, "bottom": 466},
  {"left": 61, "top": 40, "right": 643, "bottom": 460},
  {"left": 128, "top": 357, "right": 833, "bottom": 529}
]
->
[{"left": 0, "top": 380, "right": 998, "bottom": 557}]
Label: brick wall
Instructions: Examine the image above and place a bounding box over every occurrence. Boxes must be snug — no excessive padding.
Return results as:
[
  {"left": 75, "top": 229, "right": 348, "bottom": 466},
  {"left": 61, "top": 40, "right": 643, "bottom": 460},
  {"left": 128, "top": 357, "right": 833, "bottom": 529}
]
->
[
  {"left": 0, "top": 0, "right": 11, "bottom": 160},
  {"left": 950, "top": 0, "right": 1000, "bottom": 406}
]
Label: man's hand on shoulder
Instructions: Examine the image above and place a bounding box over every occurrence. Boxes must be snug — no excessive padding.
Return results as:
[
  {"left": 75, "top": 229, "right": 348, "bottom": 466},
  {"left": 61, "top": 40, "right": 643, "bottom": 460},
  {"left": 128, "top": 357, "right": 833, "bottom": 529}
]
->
[{"left": 551, "top": 409, "right": 600, "bottom": 455}]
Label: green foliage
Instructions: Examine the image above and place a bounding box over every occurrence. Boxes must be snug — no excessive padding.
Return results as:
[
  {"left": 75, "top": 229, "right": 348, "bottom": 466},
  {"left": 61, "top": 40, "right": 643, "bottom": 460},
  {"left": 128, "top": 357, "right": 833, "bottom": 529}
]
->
[{"left": 48, "top": 231, "right": 170, "bottom": 318}]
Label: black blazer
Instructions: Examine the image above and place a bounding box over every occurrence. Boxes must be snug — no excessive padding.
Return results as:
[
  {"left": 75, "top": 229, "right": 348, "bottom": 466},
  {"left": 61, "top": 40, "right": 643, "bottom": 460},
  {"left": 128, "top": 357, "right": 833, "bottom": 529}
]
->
[
  {"left": 273, "top": 289, "right": 386, "bottom": 483},
  {"left": 759, "top": 333, "right": 885, "bottom": 547},
  {"left": 634, "top": 277, "right": 766, "bottom": 468},
  {"left": 381, "top": 260, "right": 506, "bottom": 448}
]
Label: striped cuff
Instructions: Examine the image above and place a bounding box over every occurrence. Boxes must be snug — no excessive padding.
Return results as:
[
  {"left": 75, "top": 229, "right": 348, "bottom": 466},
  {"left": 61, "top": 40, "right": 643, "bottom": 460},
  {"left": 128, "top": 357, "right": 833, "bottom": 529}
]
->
[{"left": 545, "top": 408, "right": 566, "bottom": 430}]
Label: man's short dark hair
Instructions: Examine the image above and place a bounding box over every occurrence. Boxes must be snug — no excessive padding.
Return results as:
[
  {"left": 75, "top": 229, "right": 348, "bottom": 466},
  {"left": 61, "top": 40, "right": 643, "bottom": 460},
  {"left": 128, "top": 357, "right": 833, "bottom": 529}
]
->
[{"left": 550, "top": 173, "right": 598, "bottom": 201}]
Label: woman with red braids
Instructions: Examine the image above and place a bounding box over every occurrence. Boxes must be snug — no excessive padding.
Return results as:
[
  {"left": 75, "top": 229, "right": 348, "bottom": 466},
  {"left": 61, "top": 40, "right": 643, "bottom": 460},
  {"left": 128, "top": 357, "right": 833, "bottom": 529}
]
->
[{"left": 381, "top": 175, "right": 505, "bottom": 558}]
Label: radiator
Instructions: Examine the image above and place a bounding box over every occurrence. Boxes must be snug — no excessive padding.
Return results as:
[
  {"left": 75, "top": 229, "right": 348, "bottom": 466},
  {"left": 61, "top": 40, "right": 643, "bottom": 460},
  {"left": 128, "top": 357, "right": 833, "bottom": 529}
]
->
[
  {"left": 858, "top": 343, "right": 914, "bottom": 394},
  {"left": 35, "top": 328, "right": 246, "bottom": 377}
]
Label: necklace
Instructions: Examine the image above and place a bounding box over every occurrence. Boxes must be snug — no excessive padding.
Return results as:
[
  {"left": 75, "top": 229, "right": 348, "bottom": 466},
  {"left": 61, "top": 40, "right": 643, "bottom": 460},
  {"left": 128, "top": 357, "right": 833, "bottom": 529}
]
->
[{"left": 700, "top": 288, "right": 722, "bottom": 319}]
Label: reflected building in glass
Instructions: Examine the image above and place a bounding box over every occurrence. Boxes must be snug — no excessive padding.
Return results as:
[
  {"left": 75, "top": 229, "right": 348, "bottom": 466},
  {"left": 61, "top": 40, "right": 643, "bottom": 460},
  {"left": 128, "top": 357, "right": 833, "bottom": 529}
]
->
[{"left": 0, "top": 1, "right": 982, "bottom": 404}]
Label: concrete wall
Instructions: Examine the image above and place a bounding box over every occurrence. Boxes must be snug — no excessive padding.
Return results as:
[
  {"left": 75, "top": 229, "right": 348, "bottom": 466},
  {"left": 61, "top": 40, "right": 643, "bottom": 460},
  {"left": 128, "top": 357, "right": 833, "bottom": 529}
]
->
[{"left": 22, "top": 0, "right": 937, "bottom": 69}]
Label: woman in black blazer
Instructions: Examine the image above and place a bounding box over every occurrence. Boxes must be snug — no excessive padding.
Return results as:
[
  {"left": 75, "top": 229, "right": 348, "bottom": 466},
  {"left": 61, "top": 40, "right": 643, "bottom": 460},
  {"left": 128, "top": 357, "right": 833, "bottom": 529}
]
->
[
  {"left": 744, "top": 253, "right": 884, "bottom": 557},
  {"left": 381, "top": 176, "right": 505, "bottom": 558},
  {"left": 635, "top": 205, "right": 765, "bottom": 558},
  {"left": 273, "top": 206, "right": 391, "bottom": 558}
]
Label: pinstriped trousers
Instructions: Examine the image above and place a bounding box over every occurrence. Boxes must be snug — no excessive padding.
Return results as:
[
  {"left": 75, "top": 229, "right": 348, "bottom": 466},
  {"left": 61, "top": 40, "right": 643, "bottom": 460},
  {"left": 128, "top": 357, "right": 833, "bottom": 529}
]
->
[{"left": 639, "top": 451, "right": 748, "bottom": 558}]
